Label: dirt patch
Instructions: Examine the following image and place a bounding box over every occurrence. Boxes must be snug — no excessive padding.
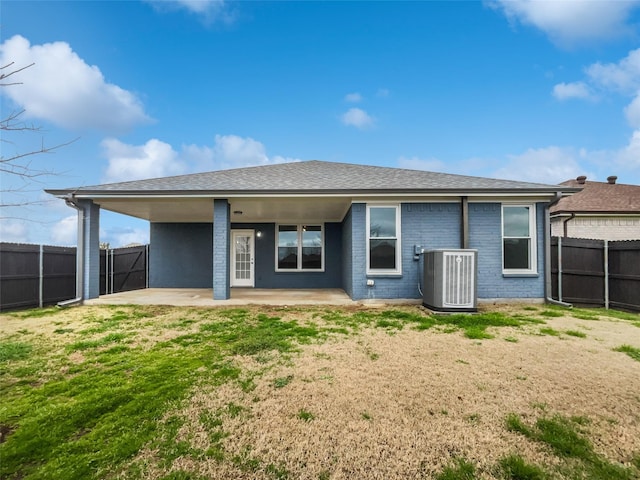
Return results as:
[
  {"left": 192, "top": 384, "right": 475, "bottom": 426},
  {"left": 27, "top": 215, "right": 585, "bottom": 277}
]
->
[
  {"left": 164, "top": 314, "right": 640, "bottom": 479},
  {"left": 0, "top": 424, "right": 15, "bottom": 444}
]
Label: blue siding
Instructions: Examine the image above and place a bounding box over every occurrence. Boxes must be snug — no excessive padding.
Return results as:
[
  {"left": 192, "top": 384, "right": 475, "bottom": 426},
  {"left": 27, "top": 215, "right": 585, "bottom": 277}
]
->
[
  {"left": 350, "top": 203, "right": 367, "bottom": 299},
  {"left": 348, "top": 202, "right": 546, "bottom": 300},
  {"left": 351, "top": 203, "right": 462, "bottom": 300},
  {"left": 232, "top": 222, "right": 342, "bottom": 288},
  {"left": 149, "top": 223, "right": 213, "bottom": 288},
  {"left": 468, "top": 203, "right": 545, "bottom": 299},
  {"left": 341, "top": 207, "right": 353, "bottom": 297}
]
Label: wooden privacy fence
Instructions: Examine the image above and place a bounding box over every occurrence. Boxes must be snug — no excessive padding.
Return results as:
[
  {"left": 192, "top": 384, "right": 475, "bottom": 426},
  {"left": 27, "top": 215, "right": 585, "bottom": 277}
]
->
[
  {"left": 550, "top": 237, "right": 640, "bottom": 312},
  {"left": 0, "top": 243, "right": 148, "bottom": 311}
]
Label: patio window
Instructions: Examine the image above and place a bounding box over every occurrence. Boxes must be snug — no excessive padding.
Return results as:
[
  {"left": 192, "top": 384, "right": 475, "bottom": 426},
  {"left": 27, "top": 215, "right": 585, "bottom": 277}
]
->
[
  {"left": 367, "top": 205, "right": 401, "bottom": 275},
  {"left": 276, "top": 224, "right": 324, "bottom": 271},
  {"left": 502, "top": 204, "right": 537, "bottom": 274}
]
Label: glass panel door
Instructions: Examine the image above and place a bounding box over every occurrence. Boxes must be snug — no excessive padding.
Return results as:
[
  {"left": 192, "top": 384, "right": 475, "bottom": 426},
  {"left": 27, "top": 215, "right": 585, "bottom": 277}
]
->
[{"left": 231, "top": 230, "right": 254, "bottom": 287}]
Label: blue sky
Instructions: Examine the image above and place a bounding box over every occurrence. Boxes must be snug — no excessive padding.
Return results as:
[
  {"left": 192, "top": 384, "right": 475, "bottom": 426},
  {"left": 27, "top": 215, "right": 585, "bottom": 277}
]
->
[{"left": 2, "top": 0, "right": 640, "bottom": 247}]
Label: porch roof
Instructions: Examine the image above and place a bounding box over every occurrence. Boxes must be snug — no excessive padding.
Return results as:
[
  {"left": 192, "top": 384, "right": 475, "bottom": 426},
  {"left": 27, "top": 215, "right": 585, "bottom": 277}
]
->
[{"left": 45, "top": 160, "right": 578, "bottom": 222}]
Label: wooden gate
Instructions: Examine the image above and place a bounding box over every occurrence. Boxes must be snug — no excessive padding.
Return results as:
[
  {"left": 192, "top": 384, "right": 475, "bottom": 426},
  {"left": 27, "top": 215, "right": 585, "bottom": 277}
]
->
[{"left": 100, "top": 245, "right": 148, "bottom": 295}]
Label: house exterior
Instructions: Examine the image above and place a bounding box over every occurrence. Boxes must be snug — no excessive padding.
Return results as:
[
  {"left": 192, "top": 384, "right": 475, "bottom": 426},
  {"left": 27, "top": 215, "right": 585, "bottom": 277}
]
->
[
  {"left": 550, "top": 176, "right": 640, "bottom": 241},
  {"left": 46, "top": 161, "right": 577, "bottom": 303}
]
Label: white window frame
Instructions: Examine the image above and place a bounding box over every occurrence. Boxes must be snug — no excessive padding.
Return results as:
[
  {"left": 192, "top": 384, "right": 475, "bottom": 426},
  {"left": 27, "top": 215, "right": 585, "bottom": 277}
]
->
[
  {"left": 366, "top": 204, "right": 402, "bottom": 276},
  {"left": 501, "top": 203, "right": 537, "bottom": 275},
  {"left": 275, "top": 224, "right": 325, "bottom": 272}
]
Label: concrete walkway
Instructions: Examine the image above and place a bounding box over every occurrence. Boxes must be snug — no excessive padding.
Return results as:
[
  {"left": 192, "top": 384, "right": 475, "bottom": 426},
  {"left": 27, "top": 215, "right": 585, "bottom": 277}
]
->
[{"left": 83, "top": 288, "right": 358, "bottom": 306}]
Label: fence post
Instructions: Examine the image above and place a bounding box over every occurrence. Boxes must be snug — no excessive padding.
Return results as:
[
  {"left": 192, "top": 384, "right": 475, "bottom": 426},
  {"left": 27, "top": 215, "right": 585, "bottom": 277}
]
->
[
  {"left": 145, "top": 244, "right": 149, "bottom": 288},
  {"left": 558, "top": 236, "right": 563, "bottom": 303},
  {"left": 39, "top": 244, "right": 44, "bottom": 308},
  {"left": 604, "top": 240, "right": 609, "bottom": 310},
  {"left": 110, "top": 249, "right": 114, "bottom": 294}
]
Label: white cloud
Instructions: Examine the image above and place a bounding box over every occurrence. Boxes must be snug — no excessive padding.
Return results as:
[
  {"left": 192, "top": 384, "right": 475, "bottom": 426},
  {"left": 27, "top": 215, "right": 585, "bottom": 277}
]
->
[
  {"left": 211, "top": 134, "right": 269, "bottom": 167},
  {"left": 494, "top": 146, "right": 585, "bottom": 184},
  {"left": 615, "top": 129, "right": 640, "bottom": 170},
  {"left": 104, "top": 227, "right": 149, "bottom": 248},
  {"left": 0, "top": 35, "right": 151, "bottom": 132},
  {"left": 102, "top": 138, "right": 186, "bottom": 183},
  {"left": 552, "top": 81, "right": 594, "bottom": 101},
  {"left": 344, "top": 92, "right": 363, "bottom": 103},
  {"left": 102, "top": 134, "right": 301, "bottom": 183},
  {"left": 624, "top": 94, "right": 640, "bottom": 128},
  {"left": 341, "top": 108, "right": 375, "bottom": 129},
  {"left": 586, "top": 48, "right": 640, "bottom": 94},
  {"left": 148, "top": 0, "right": 235, "bottom": 23},
  {"left": 490, "top": 0, "right": 640, "bottom": 46},
  {"left": 397, "top": 156, "right": 446, "bottom": 172},
  {"left": 0, "top": 219, "right": 29, "bottom": 243},
  {"left": 50, "top": 215, "right": 77, "bottom": 246},
  {"left": 376, "top": 88, "right": 390, "bottom": 98}
]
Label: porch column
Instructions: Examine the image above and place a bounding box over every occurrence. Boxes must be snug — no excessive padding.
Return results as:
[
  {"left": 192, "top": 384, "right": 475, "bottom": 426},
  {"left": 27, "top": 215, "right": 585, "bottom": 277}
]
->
[
  {"left": 213, "top": 199, "right": 230, "bottom": 300},
  {"left": 78, "top": 199, "right": 100, "bottom": 299}
]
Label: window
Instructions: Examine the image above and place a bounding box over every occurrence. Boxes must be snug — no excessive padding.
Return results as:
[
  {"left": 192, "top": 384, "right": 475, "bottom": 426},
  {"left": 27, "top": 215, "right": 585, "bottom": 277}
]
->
[
  {"left": 502, "top": 204, "right": 537, "bottom": 274},
  {"left": 367, "top": 205, "right": 401, "bottom": 275},
  {"left": 276, "top": 224, "right": 323, "bottom": 271}
]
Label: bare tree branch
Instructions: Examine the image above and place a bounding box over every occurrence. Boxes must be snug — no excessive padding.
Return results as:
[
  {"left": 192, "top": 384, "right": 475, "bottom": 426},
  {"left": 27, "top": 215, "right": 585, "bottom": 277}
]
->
[
  {"left": 0, "top": 62, "right": 35, "bottom": 85},
  {"left": 0, "top": 62, "right": 77, "bottom": 210}
]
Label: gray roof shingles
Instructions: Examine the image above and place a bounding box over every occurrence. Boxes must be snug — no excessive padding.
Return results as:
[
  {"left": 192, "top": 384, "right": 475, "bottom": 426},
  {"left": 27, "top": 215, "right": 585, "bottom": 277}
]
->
[{"left": 47, "top": 160, "right": 572, "bottom": 195}]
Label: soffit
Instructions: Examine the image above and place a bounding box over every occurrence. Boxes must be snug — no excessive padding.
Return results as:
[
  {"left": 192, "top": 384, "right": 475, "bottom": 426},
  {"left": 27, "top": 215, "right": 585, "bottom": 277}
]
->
[{"left": 94, "top": 197, "right": 352, "bottom": 223}]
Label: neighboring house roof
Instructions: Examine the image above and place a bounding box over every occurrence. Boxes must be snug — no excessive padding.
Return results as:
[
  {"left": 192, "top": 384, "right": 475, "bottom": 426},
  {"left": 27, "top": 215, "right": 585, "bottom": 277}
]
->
[
  {"left": 551, "top": 176, "right": 640, "bottom": 215},
  {"left": 46, "top": 160, "right": 574, "bottom": 196}
]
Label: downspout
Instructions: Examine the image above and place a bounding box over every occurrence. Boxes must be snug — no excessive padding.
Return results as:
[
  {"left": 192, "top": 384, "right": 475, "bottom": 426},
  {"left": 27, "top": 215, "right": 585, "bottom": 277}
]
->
[
  {"left": 545, "top": 194, "right": 572, "bottom": 307},
  {"left": 562, "top": 213, "right": 576, "bottom": 237},
  {"left": 460, "top": 196, "right": 469, "bottom": 249},
  {"left": 58, "top": 194, "right": 84, "bottom": 307}
]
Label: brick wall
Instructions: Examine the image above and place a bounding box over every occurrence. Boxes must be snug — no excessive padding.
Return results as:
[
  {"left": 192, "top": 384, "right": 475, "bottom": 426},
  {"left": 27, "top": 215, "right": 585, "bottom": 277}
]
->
[
  {"left": 341, "top": 207, "right": 353, "bottom": 297},
  {"left": 79, "top": 199, "right": 100, "bottom": 299},
  {"left": 468, "top": 203, "right": 545, "bottom": 299},
  {"left": 551, "top": 216, "right": 640, "bottom": 241},
  {"left": 347, "top": 202, "right": 546, "bottom": 301},
  {"left": 213, "top": 199, "right": 230, "bottom": 300}
]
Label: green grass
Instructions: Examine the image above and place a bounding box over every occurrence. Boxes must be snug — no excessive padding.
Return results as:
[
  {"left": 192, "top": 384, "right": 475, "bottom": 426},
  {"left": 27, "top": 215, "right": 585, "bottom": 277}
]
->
[
  {"left": 0, "top": 307, "right": 331, "bottom": 480},
  {"left": 538, "top": 327, "right": 560, "bottom": 337},
  {"left": 432, "top": 312, "right": 537, "bottom": 339},
  {"left": 0, "top": 341, "right": 32, "bottom": 362},
  {"left": 506, "top": 412, "right": 637, "bottom": 480},
  {"left": 2, "top": 304, "right": 637, "bottom": 480},
  {"left": 436, "top": 458, "right": 477, "bottom": 480},
  {"left": 297, "top": 409, "right": 314, "bottom": 422},
  {"left": 499, "top": 454, "right": 548, "bottom": 480},
  {"left": 613, "top": 344, "right": 640, "bottom": 362},
  {"left": 272, "top": 375, "right": 294, "bottom": 388},
  {"left": 564, "top": 330, "right": 587, "bottom": 338}
]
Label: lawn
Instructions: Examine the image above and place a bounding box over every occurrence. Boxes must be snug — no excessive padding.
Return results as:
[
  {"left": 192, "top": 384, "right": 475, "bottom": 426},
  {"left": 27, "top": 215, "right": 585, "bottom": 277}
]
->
[{"left": 1, "top": 303, "right": 639, "bottom": 480}]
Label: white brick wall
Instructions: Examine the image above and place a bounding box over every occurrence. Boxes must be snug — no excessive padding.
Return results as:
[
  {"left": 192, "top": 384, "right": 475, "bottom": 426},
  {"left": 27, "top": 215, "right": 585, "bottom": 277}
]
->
[{"left": 551, "top": 216, "right": 640, "bottom": 241}]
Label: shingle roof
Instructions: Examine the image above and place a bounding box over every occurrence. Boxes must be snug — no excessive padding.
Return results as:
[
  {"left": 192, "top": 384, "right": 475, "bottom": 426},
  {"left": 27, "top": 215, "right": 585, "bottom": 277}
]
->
[
  {"left": 550, "top": 178, "right": 640, "bottom": 214},
  {"left": 47, "top": 160, "right": 572, "bottom": 196}
]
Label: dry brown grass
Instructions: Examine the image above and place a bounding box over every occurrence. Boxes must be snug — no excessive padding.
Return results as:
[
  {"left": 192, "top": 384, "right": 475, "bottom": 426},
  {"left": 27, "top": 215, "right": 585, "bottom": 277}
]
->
[{"left": 126, "top": 306, "right": 640, "bottom": 480}]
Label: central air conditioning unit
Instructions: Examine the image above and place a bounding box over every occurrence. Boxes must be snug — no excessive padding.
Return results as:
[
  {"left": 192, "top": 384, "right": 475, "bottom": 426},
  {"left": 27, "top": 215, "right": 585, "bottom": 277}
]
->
[{"left": 423, "top": 249, "right": 478, "bottom": 312}]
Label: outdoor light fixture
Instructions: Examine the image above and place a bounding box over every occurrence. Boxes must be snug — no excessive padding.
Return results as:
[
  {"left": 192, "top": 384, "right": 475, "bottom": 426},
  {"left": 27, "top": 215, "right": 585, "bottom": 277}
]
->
[{"left": 256, "top": 231, "right": 263, "bottom": 238}]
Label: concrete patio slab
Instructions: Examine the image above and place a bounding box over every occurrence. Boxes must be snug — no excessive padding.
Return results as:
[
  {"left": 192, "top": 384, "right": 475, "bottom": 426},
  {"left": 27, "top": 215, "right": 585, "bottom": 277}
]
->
[{"left": 83, "top": 288, "right": 358, "bottom": 307}]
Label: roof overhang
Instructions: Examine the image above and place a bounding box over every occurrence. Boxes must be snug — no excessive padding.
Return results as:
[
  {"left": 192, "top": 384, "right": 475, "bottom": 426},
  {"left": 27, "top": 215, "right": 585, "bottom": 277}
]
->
[{"left": 46, "top": 189, "right": 570, "bottom": 223}]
